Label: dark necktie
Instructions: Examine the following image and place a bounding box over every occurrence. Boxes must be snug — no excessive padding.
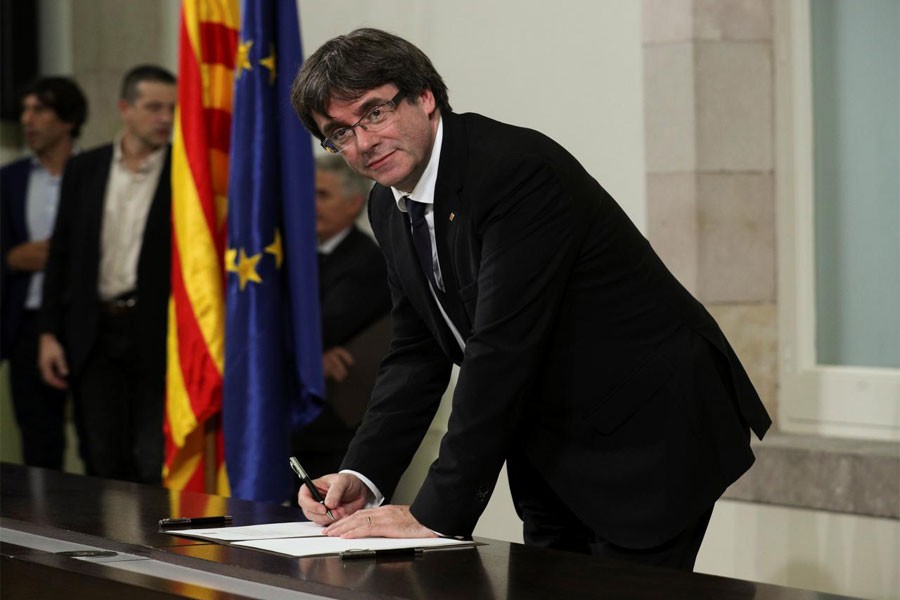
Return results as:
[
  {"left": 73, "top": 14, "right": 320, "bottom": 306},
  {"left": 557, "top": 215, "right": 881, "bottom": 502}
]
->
[{"left": 406, "top": 198, "right": 438, "bottom": 290}]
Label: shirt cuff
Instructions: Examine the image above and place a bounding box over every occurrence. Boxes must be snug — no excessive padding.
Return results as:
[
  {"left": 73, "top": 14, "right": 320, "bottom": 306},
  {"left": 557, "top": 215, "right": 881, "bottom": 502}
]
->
[{"left": 339, "top": 469, "right": 384, "bottom": 507}]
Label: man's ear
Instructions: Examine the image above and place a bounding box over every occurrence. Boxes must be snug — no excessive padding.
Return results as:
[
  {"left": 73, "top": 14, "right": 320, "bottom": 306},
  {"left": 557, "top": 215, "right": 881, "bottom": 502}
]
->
[
  {"left": 117, "top": 98, "right": 130, "bottom": 119},
  {"left": 418, "top": 88, "right": 436, "bottom": 116}
]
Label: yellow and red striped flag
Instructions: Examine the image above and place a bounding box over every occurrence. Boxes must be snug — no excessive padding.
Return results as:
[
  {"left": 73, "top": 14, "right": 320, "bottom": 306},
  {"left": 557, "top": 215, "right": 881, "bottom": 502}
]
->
[{"left": 163, "top": 0, "right": 239, "bottom": 494}]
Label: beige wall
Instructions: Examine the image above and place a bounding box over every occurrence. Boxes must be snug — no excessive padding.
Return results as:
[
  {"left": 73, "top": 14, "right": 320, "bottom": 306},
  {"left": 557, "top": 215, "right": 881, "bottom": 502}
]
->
[{"left": 299, "top": 0, "right": 647, "bottom": 228}]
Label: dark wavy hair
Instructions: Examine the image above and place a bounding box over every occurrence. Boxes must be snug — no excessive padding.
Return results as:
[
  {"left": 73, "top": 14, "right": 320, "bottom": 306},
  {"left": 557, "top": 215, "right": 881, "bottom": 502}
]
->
[
  {"left": 291, "top": 28, "right": 451, "bottom": 140},
  {"left": 19, "top": 77, "right": 88, "bottom": 138}
]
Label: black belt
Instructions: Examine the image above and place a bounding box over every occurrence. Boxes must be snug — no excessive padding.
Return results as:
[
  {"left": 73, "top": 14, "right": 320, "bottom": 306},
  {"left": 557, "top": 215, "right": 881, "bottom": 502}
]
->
[{"left": 99, "top": 293, "right": 138, "bottom": 316}]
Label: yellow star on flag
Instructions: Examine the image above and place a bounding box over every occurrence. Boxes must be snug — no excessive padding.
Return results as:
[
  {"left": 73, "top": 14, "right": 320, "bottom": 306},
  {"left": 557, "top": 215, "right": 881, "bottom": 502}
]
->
[
  {"left": 234, "top": 248, "right": 263, "bottom": 291},
  {"left": 265, "top": 228, "right": 283, "bottom": 268},
  {"left": 259, "top": 44, "right": 276, "bottom": 85},
  {"left": 225, "top": 248, "right": 238, "bottom": 272},
  {"left": 235, "top": 39, "right": 253, "bottom": 78}
]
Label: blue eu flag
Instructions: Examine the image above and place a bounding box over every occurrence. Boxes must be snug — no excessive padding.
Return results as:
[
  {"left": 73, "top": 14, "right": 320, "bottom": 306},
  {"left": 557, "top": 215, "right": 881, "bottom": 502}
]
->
[{"left": 224, "top": 0, "right": 323, "bottom": 503}]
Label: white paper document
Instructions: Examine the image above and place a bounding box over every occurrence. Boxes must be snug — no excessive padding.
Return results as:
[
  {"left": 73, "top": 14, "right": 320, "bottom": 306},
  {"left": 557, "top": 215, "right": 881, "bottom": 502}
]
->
[
  {"left": 233, "top": 535, "right": 475, "bottom": 558},
  {"left": 164, "top": 521, "right": 325, "bottom": 542},
  {"left": 164, "top": 521, "right": 476, "bottom": 558}
]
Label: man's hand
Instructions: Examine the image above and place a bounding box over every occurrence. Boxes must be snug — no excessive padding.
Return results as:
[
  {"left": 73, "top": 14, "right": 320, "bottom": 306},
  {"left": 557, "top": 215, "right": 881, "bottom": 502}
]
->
[
  {"left": 6, "top": 240, "right": 50, "bottom": 272},
  {"left": 323, "top": 505, "right": 437, "bottom": 539},
  {"left": 38, "top": 333, "right": 69, "bottom": 390},
  {"left": 322, "top": 346, "right": 354, "bottom": 382},
  {"left": 298, "top": 472, "right": 371, "bottom": 524}
]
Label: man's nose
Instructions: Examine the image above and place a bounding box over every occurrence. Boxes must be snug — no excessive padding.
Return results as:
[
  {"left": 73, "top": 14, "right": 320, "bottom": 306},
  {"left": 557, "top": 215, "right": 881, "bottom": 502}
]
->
[{"left": 354, "top": 126, "right": 379, "bottom": 152}]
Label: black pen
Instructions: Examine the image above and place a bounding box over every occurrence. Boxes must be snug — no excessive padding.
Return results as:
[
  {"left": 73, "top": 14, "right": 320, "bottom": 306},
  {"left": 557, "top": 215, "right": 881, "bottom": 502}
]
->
[
  {"left": 158, "top": 515, "right": 233, "bottom": 528},
  {"left": 340, "top": 547, "right": 424, "bottom": 560},
  {"left": 289, "top": 456, "right": 336, "bottom": 520}
]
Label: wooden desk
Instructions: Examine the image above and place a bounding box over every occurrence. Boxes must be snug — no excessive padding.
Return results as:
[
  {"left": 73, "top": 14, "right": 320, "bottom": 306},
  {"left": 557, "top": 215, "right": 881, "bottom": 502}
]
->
[{"left": 0, "top": 463, "right": 856, "bottom": 599}]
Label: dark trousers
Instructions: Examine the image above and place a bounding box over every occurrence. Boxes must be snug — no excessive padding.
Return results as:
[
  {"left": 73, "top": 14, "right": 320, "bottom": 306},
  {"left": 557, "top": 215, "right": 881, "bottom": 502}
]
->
[
  {"left": 9, "top": 310, "right": 69, "bottom": 469},
  {"left": 507, "top": 453, "right": 713, "bottom": 571},
  {"left": 73, "top": 311, "right": 164, "bottom": 484}
]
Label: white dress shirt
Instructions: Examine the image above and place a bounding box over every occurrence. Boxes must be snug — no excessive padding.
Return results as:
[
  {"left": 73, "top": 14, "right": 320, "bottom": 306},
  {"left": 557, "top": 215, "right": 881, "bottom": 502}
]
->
[
  {"left": 390, "top": 118, "right": 466, "bottom": 352},
  {"left": 24, "top": 158, "right": 63, "bottom": 309},
  {"left": 97, "top": 133, "right": 167, "bottom": 301},
  {"left": 318, "top": 226, "right": 352, "bottom": 255},
  {"left": 341, "top": 118, "right": 464, "bottom": 517}
]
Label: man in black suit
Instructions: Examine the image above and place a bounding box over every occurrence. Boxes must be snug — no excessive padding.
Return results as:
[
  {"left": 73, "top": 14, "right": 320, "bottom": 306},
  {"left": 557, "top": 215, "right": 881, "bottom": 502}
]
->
[
  {"left": 290, "top": 29, "right": 770, "bottom": 570},
  {"left": 291, "top": 154, "right": 391, "bottom": 478},
  {"left": 38, "top": 65, "right": 176, "bottom": 484},
  {"left": 1, "top": 77, "right": 87, "bottom": 469}
]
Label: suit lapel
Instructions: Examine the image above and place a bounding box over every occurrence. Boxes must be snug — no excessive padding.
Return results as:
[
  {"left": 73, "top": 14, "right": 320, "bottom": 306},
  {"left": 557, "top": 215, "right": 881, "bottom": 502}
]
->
[
  {"left": 85, "top": 147, "right": 115, "bottom": 284},
  {"left": 386, "top": 200, "right": 461, "bottom": 363},
  {"left": 139, "top": 146, "right": 172, "bottom": 273},
  {"left": 432, "top": 113, "right": 471, "bottom": 336}
]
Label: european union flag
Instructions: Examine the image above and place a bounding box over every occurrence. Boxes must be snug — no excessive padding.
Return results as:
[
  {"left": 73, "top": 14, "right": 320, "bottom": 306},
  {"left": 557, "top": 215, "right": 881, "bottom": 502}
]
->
[{"left": 224, "top": 0, "right": 323, "bottom": 503}]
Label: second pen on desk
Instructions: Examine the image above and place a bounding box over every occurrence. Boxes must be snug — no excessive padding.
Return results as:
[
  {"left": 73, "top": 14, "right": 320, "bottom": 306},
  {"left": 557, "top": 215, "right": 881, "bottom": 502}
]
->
[{"left": 289, "top": 456, "right": 336, "bottom": 520}]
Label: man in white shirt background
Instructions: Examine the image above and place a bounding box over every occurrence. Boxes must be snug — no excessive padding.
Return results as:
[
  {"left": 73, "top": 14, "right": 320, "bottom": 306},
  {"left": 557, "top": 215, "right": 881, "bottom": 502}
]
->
[{"left": 37, "top": 65, "right": 175, "bottom": 484}]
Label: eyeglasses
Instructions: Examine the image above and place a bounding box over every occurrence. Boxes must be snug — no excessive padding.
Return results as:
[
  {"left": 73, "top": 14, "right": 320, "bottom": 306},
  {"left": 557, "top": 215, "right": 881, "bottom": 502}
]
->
[{"left": 320, "top": 91, "right": 405, "bottom": 154}]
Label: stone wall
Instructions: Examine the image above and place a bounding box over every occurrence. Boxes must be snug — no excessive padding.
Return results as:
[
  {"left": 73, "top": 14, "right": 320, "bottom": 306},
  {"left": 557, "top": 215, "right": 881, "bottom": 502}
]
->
[{"left": 643, "top": 0, "right": 778, "bottom": 418}]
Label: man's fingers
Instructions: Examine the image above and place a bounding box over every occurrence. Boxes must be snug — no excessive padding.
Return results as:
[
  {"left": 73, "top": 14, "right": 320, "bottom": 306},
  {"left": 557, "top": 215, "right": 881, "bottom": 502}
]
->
[
  {"left": 323, "top": 505, "right": 437, "bottom": 540},
  {"left": 323, "top": 511, "right": 371, "bottom": 538},
  {"left": 323, "top": 353, "right": 349, "bottom": 381},
  {"left": 323, "top": 348, "right": 354, "bottom": 382},
  {"left": 55, "top": 354, "right": 69, "bottom": 377},
  {"left": 42, "top": 371, "right": 68, "bottom": 390},
  {"left": 322, "top": 476, "right": 348, "bottom": 509},
  {"left": 333, "top": 347, "right": 355, "bottom": 366},
  {"left": 39, "top": 356, "right": 69, "bottom": 390}
]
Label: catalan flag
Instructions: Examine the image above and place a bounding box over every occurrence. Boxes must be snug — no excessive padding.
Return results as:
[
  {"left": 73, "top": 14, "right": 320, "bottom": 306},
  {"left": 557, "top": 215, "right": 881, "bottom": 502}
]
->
[
  {"left": 223, "top": 0, "right": 323, "bottom": 502},
  {"left": 163, "top": 0, "right": 239, "bottom": 494}
]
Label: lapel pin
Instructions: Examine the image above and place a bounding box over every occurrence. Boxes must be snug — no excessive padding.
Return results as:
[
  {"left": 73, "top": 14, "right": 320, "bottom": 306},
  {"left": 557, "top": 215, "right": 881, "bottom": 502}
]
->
[{"left": 449, "top": 212, "right": 456, "bottom": 221}]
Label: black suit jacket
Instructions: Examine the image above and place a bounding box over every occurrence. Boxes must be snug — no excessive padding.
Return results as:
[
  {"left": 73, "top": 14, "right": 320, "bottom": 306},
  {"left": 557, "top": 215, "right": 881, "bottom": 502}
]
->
[
  {"left": 318, "top": 226, "right": 391, "bottom": 428},
  {"left": 341, "top": 111, "right": 771, "bottom": 548},
  {"left": 0, "top": 158, "right": 34, "bottom": 359},
  {"left": 319, "top": 226, "right": 391, "bottom": 350},
  {"left": 38, "top": 144, "right": 171, "bottom": 381}
]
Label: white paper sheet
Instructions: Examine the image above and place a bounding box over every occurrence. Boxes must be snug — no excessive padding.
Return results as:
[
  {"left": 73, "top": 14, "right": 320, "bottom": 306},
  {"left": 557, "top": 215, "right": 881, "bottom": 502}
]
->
[
  {"left": 232, "top": 535, "right": 475, "bottom": 557},
  {"left": 163, "top": 521, "right": 325, "bottom": 542}
]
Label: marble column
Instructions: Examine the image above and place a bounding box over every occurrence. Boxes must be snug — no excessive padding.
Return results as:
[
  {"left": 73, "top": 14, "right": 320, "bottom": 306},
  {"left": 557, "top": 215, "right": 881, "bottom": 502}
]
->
[{"left": 642, "top": 0, "right": 778, "bottom": 419}]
